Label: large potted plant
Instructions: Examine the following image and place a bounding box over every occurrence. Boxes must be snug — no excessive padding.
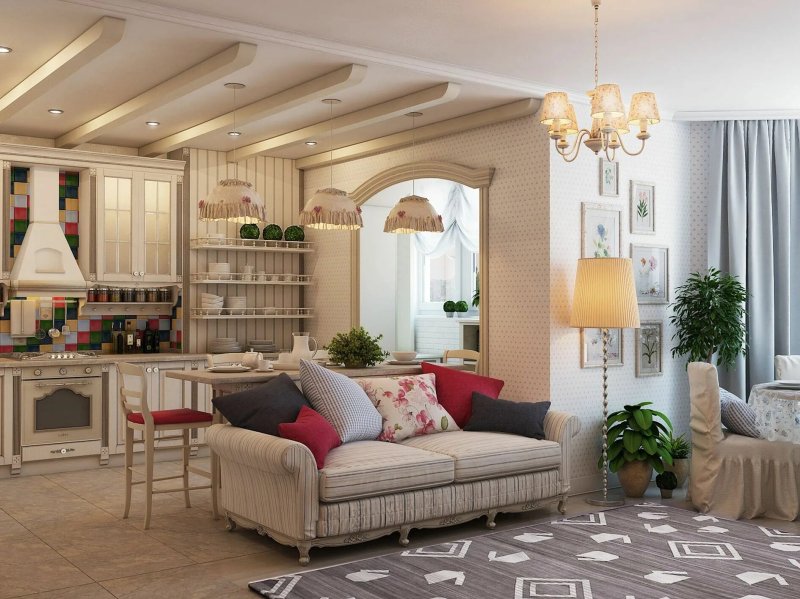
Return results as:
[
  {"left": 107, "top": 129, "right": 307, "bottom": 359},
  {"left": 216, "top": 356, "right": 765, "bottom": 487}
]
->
[
  {"left": 670, "top": 267, "right": 747, "bottom": 366},
  {"left": 326, "top": 327, "right": 389, "bottom": 369},
  {"left": 604, "top": 402, "right": 673, "bottom": 497},
  {"left": 662, "top": 432, "right": 690, "bottom": 488}
]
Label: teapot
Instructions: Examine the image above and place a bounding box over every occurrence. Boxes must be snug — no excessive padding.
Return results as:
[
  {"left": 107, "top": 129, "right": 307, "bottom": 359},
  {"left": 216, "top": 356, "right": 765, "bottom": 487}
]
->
[
  {"left": 290, "top": 331, "right": 318, "bottom": 363},
  {"left": 241, "top": 350, "right": 263, "bottom": 369}
]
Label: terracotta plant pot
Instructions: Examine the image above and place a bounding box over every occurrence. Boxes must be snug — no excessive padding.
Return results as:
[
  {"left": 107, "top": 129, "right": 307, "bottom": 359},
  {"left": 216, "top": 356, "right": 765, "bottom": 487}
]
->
[
  {"left": 617, "top": 461, "right": 653, "bottom": 498},
  {"left": 665, "top": 458, "right": 690, "bottom": 488}
]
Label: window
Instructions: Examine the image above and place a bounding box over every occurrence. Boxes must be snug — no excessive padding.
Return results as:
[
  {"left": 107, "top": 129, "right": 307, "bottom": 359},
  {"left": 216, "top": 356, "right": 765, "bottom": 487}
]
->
[{"left": 418, "top": 241, "right": 477, "bottom": 312}]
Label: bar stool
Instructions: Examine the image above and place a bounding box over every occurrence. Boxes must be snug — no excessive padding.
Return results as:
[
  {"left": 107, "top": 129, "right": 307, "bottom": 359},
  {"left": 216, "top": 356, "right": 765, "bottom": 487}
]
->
[
  {"left": 117, "top": 362, "right": 216, "bottom": 529},
  {"left": 442, "top": 349, "right": 480, "bottom": 372}
]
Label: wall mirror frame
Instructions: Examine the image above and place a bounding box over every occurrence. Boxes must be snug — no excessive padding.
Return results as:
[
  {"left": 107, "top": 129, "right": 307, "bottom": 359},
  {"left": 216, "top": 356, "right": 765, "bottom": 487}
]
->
[{"left": 349, "top": 161, "right": 494, "bottom": 375}]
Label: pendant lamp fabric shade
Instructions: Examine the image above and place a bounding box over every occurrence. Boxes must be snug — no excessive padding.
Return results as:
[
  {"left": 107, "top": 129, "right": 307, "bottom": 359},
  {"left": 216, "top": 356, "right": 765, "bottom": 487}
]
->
[
  {"left": 299, "top": 187, "right": 363, "bottom": 230},
  {"left": 590, "top": 83, "right": 625, "bottom": 119},
  {"left": 570, "top": 258, "right": 640, "bottom": 329},
  {"left": 199, "top": 178, "right": 267, "bottom": 223},
  {"left": 384, "top": 195, "right": 444, "bottom": 234},
  {"left": 628, "top": 91, "right": 661, "bottom": 125}
]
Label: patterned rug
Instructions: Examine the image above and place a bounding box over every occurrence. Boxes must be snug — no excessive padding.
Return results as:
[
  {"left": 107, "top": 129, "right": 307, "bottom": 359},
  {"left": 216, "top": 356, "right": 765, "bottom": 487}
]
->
[{"left": 249, "top": 504, "right": 800, "bottom": 598}]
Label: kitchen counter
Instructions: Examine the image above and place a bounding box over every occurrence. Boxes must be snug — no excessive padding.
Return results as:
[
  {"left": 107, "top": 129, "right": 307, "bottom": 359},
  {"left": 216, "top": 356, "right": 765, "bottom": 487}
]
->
[{"left": 0, "top": 353, "right": 209, "bottom": 368}]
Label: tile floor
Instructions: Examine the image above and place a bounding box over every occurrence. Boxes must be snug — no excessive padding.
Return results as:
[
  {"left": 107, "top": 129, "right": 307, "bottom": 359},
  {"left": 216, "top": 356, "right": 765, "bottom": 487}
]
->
[{"left": 0, "top": 460, "right": 798, "bottom": 598}]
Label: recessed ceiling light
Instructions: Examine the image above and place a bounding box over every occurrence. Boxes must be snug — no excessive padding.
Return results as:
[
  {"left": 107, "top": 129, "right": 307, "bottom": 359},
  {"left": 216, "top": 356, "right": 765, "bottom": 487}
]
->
[
  {"left": 48, "top": 108, "right": 64, "bottom": 115},
  {"left": 0, "top": 46, "right": 12, "bottom": 54},
  {"left": 145, "top": 121, "right": 160, "bottom": 127},
  {"left": 305, "top": 140, "right": 318, "bottom": 146},
  {"left": 227, "top": 130, "right": 242, "bottom": 137}
]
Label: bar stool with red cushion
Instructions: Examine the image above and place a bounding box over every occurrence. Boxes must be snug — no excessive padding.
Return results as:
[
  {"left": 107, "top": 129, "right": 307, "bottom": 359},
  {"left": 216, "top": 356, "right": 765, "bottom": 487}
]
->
[{"left": 117, "top": 362, "right": 216, "bottom": 529}]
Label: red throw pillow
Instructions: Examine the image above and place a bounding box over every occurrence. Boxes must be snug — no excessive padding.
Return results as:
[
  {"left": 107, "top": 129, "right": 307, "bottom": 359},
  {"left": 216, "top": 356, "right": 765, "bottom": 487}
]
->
[
  {"left": 421, "top": 361, "right": 504, "bottom": 427},
  {"left": 278, "top": 406, "right": 341, "bottom": 469}
]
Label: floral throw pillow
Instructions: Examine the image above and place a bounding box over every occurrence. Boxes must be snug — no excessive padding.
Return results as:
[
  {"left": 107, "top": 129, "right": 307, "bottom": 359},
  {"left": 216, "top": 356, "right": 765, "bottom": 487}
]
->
[{"left": 357, "top": 374, "right": 459, "bottom": 443}]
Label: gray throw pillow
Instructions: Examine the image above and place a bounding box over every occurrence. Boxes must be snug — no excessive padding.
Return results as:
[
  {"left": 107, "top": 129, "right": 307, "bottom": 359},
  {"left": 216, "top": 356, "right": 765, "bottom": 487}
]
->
[
  {"left": 299, "top": 359, "right": 382, "bottom": 443},
  {"left": 719, "top": 388, "right": 761, "bottom": 438},
  {"left": 464, "top": 392, "right": 550, "bottom": 439}
]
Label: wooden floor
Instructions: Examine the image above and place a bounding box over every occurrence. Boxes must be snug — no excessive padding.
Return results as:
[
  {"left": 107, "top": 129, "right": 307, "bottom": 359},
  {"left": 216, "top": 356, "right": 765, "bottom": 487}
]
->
[{"left": 0, "top": 460, "right": 797, "bottom": 598}]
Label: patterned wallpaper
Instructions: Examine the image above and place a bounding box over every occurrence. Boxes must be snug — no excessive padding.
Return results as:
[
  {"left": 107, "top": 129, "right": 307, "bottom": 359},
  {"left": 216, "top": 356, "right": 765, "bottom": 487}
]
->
[{"left": 304, "top": 115, "right": 712, "bottom": 494}]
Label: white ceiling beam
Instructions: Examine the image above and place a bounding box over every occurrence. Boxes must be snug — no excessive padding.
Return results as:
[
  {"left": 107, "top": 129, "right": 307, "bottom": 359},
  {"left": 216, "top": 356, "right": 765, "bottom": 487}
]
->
[
  {"left": 296, "top": 98, "right": 537, "bottom": 170},
  {"left": 0, "top": 16, "right": 125, "bottom": 122},
  {"left": 229, "top": 82, "right": 461, "bottom": 162},
  {"left": 138, "top": 63, "right": 366, "bottom": 157},
  {"left": 56, "top": 42, "right": 257, "bottom": 148}
]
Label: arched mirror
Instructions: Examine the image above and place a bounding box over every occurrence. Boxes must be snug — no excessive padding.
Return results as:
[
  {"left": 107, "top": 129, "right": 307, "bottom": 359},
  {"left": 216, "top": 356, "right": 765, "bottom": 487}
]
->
[{"left": 350, "top": 162, "right": 494, "bottom": 374}]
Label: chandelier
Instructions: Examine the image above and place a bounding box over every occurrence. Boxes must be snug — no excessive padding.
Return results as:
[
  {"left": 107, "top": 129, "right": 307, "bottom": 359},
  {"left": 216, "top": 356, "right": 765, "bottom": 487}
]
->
[{"left": 540, "top": 0, "right": 660, "bottom": 162}]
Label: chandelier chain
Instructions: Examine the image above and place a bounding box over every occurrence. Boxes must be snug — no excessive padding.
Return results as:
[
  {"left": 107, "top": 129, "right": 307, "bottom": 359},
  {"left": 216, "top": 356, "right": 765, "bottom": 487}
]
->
[
  {"left": 232, "top": 86, "right": 238, "bottom": 179},
  {"left": 411, "top": 113, "right": 416, "bottom": 197},
  {"left": 329, "top": 101, "right": 334, "bottom": 189},
  {"left": 593, "top": 2, "right": 599, "bottom": 89}
]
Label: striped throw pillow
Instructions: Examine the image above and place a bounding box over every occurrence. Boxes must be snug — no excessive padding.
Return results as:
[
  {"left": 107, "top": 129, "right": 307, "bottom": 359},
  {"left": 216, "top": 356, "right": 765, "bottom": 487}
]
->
[
  {"left": 719, "top": 388, "right": 761, "bottom": 438},
  {"left": 299, "top": 359, "right": 382, "bottom": 443}
]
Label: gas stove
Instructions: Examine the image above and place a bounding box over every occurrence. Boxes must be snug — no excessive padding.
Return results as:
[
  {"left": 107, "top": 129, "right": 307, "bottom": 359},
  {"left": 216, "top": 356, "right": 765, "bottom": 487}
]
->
[{"left": 11, "top": 351, "right": 98, "bottom": 361}]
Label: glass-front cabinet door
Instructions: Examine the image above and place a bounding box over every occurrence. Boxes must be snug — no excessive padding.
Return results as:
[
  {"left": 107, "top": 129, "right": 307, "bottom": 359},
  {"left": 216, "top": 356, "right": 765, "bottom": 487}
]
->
[{"left": 96, "top": 168, "right": 177, "bottom": 283}]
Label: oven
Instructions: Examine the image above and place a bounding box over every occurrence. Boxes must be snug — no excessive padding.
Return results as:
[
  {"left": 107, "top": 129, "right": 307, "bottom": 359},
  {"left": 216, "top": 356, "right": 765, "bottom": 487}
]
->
[{"left": 20, "top": 364, "right": 103, "bottom": 454}]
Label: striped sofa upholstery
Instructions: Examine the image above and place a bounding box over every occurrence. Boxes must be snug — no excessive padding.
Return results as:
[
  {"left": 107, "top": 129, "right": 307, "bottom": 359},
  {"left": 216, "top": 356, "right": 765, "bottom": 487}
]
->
[{"left": 206, "top": 408, "right": 580, "bottom": 565}]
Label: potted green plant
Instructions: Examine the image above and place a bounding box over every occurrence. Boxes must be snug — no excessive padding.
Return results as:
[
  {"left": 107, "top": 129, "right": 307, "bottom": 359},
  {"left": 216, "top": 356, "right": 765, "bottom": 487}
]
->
[
  {"left": 325, "top": 327, "right": 389, "bottom": 368},
  {"left": 443, "top": 300, "right": 456, "bottom": 318},
  {"left": 603, "top": 402, "right": 673, "bottom": 497},
  {"left": 670, "top": 268, "right": 748, "bottom": 367},
  {"left": 455, "top": 300, "right": 469, "bottom": 317},
  {"left": 655, "top": 471, "right": 678, "bottom": 499},
  {"left": 662, "top": 432, "right": 690, "bottom": 488}
]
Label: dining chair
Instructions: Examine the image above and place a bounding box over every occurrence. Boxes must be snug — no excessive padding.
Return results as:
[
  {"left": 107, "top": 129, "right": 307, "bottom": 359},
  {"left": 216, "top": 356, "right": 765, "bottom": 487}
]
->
[
  {"left": 442, "top": 349, "right": 480, "bottom": 372},
  {"left": 117, "top": 362, "right": 216, "bottom": 529},
  {"left": 774, "top": 355, "right": 800, "bottom": 380}
]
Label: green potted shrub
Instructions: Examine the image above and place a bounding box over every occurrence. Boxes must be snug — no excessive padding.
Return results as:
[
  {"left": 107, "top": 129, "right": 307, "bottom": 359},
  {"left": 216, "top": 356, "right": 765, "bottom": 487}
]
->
[
  {"left": 239, "top": 223, "right": 260, "bottom": 240},
  {"left": 603, "top": 402, "right": 673, "bottom": 497},
  {"left": 662, "top": 432, "right": 690, "bottom": 488},
  {"left": 443, "top": 300, "right": 456, "bottom": 318},
  {"left": 670, "top": 267, "right": 747, "bottom": 367},
  {"left": 262, "top": 223, "right": 283, "bottom": 241},
  {"left": 655, "top": 471, "right": 678, "bottom": 499},
  {"left": 326, "top": 327, "right": 389, "bottom": 368},
  {"left": 455, "top": 300, "right": 469, "bottom": 317}
]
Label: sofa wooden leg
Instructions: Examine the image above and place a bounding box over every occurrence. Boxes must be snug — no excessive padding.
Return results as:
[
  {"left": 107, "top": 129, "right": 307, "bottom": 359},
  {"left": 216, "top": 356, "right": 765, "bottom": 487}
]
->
[
  {"left": 399, "top": 525, "right": 411, "bottom": 546},
  {"left": 486, "top": 510, "right": 498, "bottom": 529},
  {"left": 224, "top": 515, "right": 237, "bottom": 532},
  {"left": 558, "top": 497, "right": 568, "bottom": 514},
  {"left": 297, "top": 543, "right": 311, "bottom": 566}
]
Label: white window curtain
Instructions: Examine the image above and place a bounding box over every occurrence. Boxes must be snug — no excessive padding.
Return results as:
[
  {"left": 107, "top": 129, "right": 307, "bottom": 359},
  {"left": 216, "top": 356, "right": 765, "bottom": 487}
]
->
[{"left": 414, "top": 183, "right": 479, "bottom": 257}]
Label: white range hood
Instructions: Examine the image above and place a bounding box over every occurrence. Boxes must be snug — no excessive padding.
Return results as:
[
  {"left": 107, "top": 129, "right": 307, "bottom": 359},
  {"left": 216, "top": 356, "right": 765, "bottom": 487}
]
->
[{"left": 8, "top": 165, "right": 89, "bottom": 298}]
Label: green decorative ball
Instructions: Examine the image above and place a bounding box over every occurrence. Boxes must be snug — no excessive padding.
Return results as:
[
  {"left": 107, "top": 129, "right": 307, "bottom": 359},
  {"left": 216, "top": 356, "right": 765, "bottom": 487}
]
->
[
  {"left": 284, "top": 225, "right": 305, "bottom": 242},
  {"left": 443, "top": 300, "right": 456, "bottom": 313},
  {"left": 239, "top": 223, "right": 260, "bottom": 239},
  {"left": 263, "top": 224, "right": 283, "bottom": 240},
  {"left": 455, "top": 300, "right": 469, "bottom": 312}
]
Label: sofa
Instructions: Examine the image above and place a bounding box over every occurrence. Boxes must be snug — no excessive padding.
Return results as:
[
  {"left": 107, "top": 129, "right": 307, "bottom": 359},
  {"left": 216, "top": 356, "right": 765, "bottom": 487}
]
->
[{"left": 206, "top": 408, "right": 580, "bottom": 564}]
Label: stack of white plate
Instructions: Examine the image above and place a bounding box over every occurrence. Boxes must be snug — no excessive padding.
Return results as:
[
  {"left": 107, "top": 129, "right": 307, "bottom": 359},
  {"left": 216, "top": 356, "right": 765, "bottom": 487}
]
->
[
  {"left": 248, "top": 339, "right": 278, "bottom": 353},
  {"left": 201, "top": 292, "right": 224, "bottom": 314},
  {"left": 226, "top": 295, "right": 247, "bottom": 314},
  {"left": 208, "top": 262, "right": 231, "bottom": 280},
  {"left": 209, "top": 337, "right": 242, "bottom": 353}
]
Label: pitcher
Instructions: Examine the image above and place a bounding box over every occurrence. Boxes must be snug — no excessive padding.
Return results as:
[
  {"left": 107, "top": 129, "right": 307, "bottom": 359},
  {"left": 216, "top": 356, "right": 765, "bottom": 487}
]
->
[{"left": 291, "top": 331, "right": 318, "bottom": 362}]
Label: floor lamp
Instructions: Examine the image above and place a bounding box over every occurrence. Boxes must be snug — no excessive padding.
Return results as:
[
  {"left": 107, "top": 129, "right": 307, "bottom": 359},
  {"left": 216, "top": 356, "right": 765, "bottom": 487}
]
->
[{"left": 570, "top": 258, "right": 640, "bottom": 507}]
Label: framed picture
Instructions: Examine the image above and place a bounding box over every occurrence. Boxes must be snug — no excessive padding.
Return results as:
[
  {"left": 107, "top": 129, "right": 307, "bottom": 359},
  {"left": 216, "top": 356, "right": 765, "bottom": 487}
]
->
[
  {"left": 599, "top": 158, "right": 619, "bottom": 196},
  {"left": 635, "top": 321, "right": 663, "bottom": 377},
  {"left": 581, "top": 328, "right": 623, "bottom": 368},
  {"left": 630, "top": 181, "right": 655, "bottom": 235},
  {"left": 582, "top": 202, "right": 622, "bottom": 258},
  {"left": 631, "top": 243, "right": 669, "bottom": 304}
]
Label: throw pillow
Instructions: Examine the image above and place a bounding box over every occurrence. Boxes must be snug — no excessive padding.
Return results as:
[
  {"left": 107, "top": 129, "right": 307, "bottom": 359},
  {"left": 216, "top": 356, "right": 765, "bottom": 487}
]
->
[
  {"left": 465, "top": 392, "right": 551, "bottom": 439},
  {"left": 420, "top": 361, "right": 504, "bottom": 428},
  {"left": 299, "top": 359, "right": 382, "bottom": 443},
  {"left": 278, "top": 406, "right": 341, "bottom": 469},
  {"left": 211, "top": 373, "right": 309, "bottom": 436},
  {"left": 356, "top": 374, "right": 460, "bottom": 442},
  {"left": 719, "top": 388, "right": 761, "bottom": 438}
]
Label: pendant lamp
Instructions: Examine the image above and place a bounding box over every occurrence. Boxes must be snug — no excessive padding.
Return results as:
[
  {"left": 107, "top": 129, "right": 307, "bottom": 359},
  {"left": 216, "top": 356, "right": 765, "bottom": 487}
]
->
[
  {"left": 299, "top": 99, "right": 363, "bottom": 230},
  {"left": 384, "top": 112, "right": 444, "bottom": 234},
  {"left": 199, "top": 83, "right": 267, "bottom": 224}
]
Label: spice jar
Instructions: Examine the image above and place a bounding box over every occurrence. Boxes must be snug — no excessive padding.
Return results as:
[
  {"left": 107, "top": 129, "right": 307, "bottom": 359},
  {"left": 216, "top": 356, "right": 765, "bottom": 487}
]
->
[
  {"left": 146, "top": 288, "right": 158, "bottom": 303},
  {"left": 87, "top": 288, "right": 97, "bottom": 302},
  {"left": 122, "top": 288, "right": 135, "bottom": 302},
  {"left": 96, "top": 287, "right": 109, "bottom": 302},
  {"left": 135, "top": 288, "right": 146, "bottom": 303},
  {"left": 109, "top": 287, "right": 122, "bottom": 302},
  {"left": 158, "top": 287, "right": 170, "bottom": 302}
]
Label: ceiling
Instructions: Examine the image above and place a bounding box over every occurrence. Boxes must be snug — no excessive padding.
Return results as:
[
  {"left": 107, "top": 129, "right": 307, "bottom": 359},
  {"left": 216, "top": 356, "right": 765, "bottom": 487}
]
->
[{"left": 1, "top": 0, "right": 797, "bottom": 159}]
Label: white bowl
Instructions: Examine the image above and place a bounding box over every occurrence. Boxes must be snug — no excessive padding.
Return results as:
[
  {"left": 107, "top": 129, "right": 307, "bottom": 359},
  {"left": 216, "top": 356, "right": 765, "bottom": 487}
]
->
[
  {"left": 208, "top": 262, "right": 230, "bottom": 272},
  {"left": 391, "top": 351, "right": 417, "bottom": 362}
]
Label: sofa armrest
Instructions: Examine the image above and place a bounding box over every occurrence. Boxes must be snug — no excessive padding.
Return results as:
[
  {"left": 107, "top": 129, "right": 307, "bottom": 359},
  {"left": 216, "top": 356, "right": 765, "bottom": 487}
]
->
[
  {"left": 206, "top": 424, "right": 319, "bottom": 541},
  {"left": 544, "top": 410, "right": 581, "bottom": 496}
]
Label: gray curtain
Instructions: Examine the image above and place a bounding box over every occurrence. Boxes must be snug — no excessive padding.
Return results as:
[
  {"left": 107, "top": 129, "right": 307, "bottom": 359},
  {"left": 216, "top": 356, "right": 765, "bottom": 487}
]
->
[{"left": 708, "top": 120, "right": 800, "bottom": 397}]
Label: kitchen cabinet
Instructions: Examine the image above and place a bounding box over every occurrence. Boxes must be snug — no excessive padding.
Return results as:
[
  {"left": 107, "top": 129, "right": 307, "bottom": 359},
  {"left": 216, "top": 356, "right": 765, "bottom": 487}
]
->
[{"left": 96, "top": 168, "right": 178, "bottom": 284}]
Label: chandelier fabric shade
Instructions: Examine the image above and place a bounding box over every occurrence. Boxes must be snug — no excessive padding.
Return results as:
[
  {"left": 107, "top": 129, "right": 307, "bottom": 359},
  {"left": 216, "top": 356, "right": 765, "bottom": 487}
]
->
[
  {"left": 590, "top": 84, "right": 625, "bottom": 119},
  {"left": 299, "top": 188, "right": 363, "bottom": 230},
  {"left": 384, "top": 195, "right": 444, "bottom": 234},
  {"left": 540, "top": 92, "right": 572, "bottom": 126},
  {"left": 570, "top": 258, "right": 640, "bottom": 329},
  {"left": 628, "top": 92, "right": 661, "bottom": 125},
  {"left": 199, "top": 178, "right": 267, "bottom": 223}
]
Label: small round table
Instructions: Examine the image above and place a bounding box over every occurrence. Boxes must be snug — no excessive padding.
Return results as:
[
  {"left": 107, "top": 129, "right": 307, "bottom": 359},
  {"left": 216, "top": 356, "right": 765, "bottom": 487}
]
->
[{"left": 748, "top": 382, "right": 800, "bottom": 443}]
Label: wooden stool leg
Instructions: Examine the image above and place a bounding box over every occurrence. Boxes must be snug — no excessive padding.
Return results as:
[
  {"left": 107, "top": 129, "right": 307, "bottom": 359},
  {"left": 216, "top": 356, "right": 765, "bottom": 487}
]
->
[
  {"left": 182, "top": 429, "right": 191, "bottom": 508},
  {"left": 123, "top": 426, "right": 133, "bottom": 519},
  {"left": 144, "top": 429, "right": 155, "bottom": 530}
]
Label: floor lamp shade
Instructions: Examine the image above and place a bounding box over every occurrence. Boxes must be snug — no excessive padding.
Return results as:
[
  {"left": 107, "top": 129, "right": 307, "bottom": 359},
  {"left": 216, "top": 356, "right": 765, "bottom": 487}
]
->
[{"left": 570, "top": 258, "right": 640, "bottom": 329}]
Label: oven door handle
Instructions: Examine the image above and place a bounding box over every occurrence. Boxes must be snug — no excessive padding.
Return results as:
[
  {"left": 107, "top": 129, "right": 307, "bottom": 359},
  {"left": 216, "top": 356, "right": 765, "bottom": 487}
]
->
[{"left": 33, "top": 380, "right": 93, "bottom": 387}]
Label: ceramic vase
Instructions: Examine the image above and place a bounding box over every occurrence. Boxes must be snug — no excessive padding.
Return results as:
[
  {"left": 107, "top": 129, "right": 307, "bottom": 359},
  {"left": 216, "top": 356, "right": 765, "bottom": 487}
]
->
[{"left": 617, "top": 461, "right": 653, "bottom": 497}]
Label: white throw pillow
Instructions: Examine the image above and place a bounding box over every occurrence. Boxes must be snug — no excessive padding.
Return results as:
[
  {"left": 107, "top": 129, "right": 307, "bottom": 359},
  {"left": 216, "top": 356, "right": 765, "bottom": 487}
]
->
[
  {"left": 299, "top": 360, "right": 382, "bottom": 443},
  {"left": 357, "top": 373, "right": 459, "bottom": 443}
]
